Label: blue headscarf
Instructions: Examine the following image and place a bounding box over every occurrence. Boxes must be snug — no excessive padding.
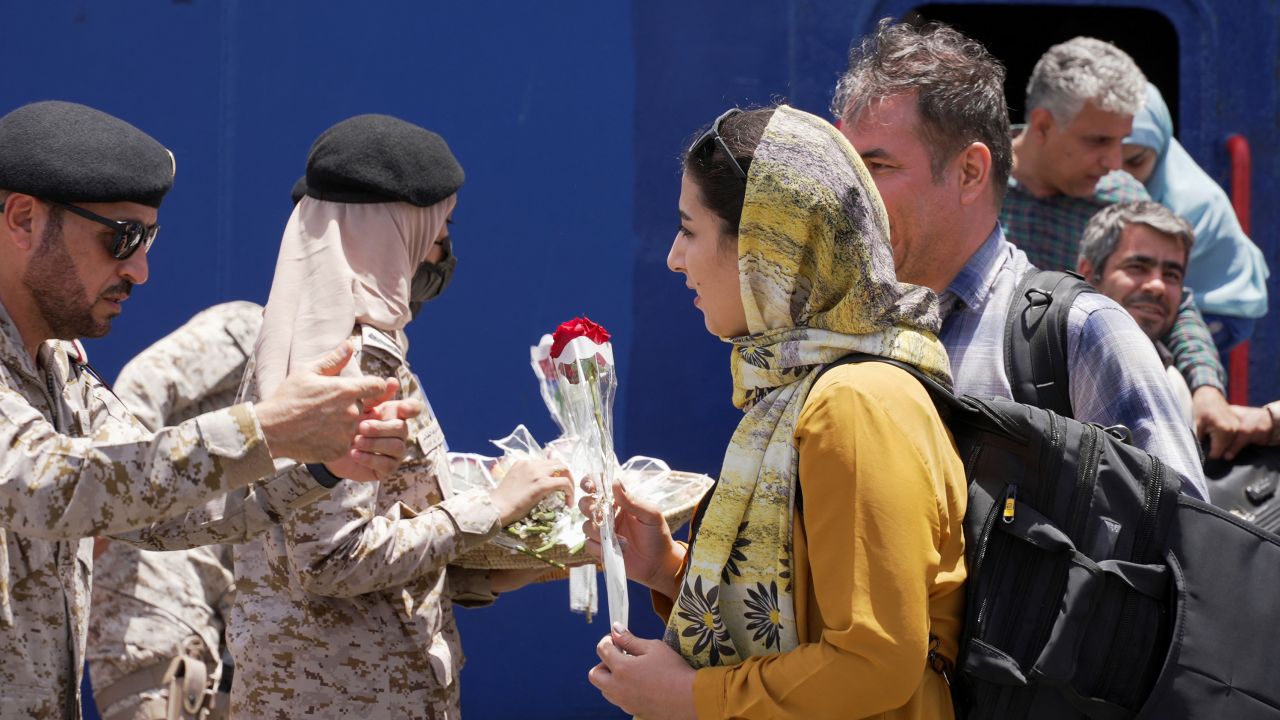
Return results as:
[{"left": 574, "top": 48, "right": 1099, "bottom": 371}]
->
[{"left": 1126, "top": 83, "right": 1269, "bottom": 319}]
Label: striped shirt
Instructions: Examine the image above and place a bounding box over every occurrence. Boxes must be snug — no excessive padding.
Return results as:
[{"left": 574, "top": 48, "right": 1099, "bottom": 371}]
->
[{"left": 939, "top": 226, "right": 1208, "bottom": 499}]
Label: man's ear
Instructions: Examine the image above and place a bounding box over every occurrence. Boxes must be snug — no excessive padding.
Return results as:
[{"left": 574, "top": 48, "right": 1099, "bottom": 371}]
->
[
  {"left": 957, "top": 141, "right": 993, "bottom": 206},
  {"left": 1077, "top": 256, "right": 1097, "bottom": 284},
  {"left": 1028, "top": 107, "right": 1056, "bottom": 140},
  {"left": 2, "top": 193, "right": 37, "bottom": 250}
]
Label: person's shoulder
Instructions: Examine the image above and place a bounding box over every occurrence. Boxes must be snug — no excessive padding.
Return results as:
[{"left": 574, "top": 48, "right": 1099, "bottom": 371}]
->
[
  {"left": 1066, "top": 290, "right": 1158, "bottom": 364},
  {"left": 806, "top": 361, "right": 938, "bottom": 426},
  {"left": 1068, "top": 285, "right": 1132, "bottom": 318},
  {"left": 1095, "top": 170, "right": 1151, "bottom": 203}
]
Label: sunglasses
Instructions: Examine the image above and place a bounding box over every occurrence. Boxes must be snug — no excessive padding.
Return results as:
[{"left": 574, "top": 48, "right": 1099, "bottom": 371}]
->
[
  {"left": 52, "top": 200, "right": 160, "bottom": 260},
  {"left": 688, "top": 108, "right": 747, "bottom": 182}
]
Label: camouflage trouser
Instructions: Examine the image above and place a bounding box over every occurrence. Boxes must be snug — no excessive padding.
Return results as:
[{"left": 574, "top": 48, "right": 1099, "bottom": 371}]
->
[{"left": 95, "top": 651, "right": 227, "bottom": 720}]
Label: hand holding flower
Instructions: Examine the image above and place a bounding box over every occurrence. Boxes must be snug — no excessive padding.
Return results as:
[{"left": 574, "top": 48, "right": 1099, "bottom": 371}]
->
[
  {"left": 580, "top": 479, "right": 685, "bottom": 600},
  {"left": 588, "top": 623, "right": 697, "bottom": 720}
]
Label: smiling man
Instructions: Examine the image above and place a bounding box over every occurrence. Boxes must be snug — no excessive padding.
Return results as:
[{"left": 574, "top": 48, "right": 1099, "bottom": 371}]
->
[
  {"left": 0, "top": 100, "right": 418, "bottom": 719},
  {"left": 1078, "top": 201, "right": 1197, "bottom": 423}
]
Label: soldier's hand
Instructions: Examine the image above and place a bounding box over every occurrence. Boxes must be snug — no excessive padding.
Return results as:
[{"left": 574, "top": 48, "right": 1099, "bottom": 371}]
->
[
  {"left": 255, "top": 341, "right": 392, "bottom": 463},
  {"left": 325, "top": 390, "right": 424, "bottom": 482},
  {"left": 489, "top": 458, "right": 575, "bottom": 527},
  {"left": 489, "top": 567, "right": 561, "bottom": 593}
]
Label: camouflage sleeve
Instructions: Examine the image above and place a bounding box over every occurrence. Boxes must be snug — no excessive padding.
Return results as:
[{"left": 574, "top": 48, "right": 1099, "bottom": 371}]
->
[
  {"left": 113, "top": 463, "right": 329, "bottom": 549},
  {"left": 1163, "top": 295, "right": 1227, "bottom": 392},
  {"left": 0, "top": 385, "right": 276, "bottom": 539},
  {"left": 282, "top": 480, "right": 501, "bottom": 598}
]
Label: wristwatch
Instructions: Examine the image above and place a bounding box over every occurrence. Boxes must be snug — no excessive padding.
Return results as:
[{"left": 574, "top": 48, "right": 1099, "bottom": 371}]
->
[{"left": 1265, "top": 401, "right": 1280, "bottom": 446}]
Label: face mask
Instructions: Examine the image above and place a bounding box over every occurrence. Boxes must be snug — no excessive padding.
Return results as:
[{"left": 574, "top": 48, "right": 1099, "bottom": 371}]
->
[{"left": 409, "top": 235, "right": 457, "bottom": 318}]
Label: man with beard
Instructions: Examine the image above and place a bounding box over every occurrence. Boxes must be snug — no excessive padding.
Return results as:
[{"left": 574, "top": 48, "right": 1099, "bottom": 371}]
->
[
  {"left": 0, "top": 100, "right": 419, "bottom": 719},
  {"left": 1077, "top": 201, "right": 1197, "bottom": 424},
  {"left": 1078, "top": 202, "right": 1280, "bottom": 461}
]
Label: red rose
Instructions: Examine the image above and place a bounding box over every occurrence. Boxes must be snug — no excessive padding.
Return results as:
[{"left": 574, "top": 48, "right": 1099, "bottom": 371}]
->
[{"left": 550, "top": 316, "right": 611, "bottom": 359}]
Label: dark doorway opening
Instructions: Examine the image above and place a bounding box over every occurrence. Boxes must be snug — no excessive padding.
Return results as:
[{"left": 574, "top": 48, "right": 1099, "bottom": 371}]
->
[{"left": 908, "top": 4, "right": 1180, "bottom": 132}]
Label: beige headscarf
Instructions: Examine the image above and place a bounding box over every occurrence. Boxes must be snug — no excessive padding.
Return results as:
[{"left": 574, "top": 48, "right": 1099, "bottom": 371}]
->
[{"left": 254, "top": 195, "right": 454, "bottom": 397}]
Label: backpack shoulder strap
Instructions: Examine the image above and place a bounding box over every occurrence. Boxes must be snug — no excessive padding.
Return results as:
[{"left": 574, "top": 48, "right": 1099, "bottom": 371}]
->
[
  {"left": 1003, "top": 269, "right": 1094, "bottom": 418},
  {"left": 814, "top": 354, "right": 962, "bottom": 414}
]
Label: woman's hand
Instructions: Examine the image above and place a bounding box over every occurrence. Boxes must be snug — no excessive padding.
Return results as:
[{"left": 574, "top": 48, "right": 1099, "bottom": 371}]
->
[
  {"left": 579, "top": 479, "right": 685, "bottom": 598},
  {"left": 589, "top": 624, "right": 697, "bottom": 720}
]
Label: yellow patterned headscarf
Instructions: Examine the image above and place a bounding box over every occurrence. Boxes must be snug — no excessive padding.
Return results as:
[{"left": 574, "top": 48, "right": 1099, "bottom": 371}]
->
[{"left": 665, "top": 105, "right": 951, "bottom": 667}]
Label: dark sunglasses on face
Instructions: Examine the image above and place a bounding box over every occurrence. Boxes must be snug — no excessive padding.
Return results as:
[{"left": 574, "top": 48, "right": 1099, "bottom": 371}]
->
[
  {"left": 688, "top": 108, "right": 748, "bottom": 182},
  {"left": 51, "top": 200, "right": 160, "bottom": 260}
]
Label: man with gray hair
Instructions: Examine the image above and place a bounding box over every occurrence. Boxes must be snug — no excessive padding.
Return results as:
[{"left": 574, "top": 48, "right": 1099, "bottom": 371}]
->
[
  {"left": 1077, "top": 201, "right": 1197, "bottom": 423},
  {"left": 832, "top": 20, "right": 1207, "bottom": 499},
  {"left": 1003, "top": 36, "right": 1237, "bottom": 459}
]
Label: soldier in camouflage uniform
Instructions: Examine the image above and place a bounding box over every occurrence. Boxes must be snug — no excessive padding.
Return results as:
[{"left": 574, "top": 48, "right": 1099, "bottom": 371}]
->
[
  {"left": 0, "top": 102, "right": 418, "bottom": 719},
  {"left": 230, "top": 115, "right": 572, "bottom": 719},
  {"left": 89, "top": 301, "right": 264, "bottom": 720}
]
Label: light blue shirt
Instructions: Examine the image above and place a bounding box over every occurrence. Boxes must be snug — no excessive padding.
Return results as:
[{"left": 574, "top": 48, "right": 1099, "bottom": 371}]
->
[{"left": 939, "top": 225, "right": 1208, "bottom": 499}]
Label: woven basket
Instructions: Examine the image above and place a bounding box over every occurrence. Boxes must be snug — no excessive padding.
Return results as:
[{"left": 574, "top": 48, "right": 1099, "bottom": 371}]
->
[{"left": 453, "top": 471, "right": 709, "bottom": 571}]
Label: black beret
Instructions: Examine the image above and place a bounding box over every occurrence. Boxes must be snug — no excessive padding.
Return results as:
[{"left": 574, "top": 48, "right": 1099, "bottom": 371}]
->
[
  {"left": 299, "top": 114, "right": 464, "bottom": 206},
  {"left": 0, "top": 100, "right": 175, "bottom": 208},
  {"left": 290, "top": 175, "right": 307, "bottom": 205}
]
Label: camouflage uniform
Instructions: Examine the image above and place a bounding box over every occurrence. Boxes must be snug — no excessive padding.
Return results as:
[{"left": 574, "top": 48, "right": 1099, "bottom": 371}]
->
[
  {"left": 0, "top": 295, "right": 326, "bottom": 720},
  {"left": 89, "top": 301, "right": 262, "bottom": 720},
  {"left": 229, "top": 326, "right": 501, "bottom": 719}
]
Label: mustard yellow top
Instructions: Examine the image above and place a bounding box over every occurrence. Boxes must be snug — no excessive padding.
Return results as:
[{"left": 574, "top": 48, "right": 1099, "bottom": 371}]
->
[{"left": 658, "top": 362, "right": 968, "bottom": 719}]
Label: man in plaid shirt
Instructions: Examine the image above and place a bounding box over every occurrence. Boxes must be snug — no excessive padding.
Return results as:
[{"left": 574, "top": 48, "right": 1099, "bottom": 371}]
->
[
  {"left": 1003, "top": 36, "right": 1239, "bottom": 458},
  {"left": 832, "top": 21, "right": 1208, "bottom": 498}
]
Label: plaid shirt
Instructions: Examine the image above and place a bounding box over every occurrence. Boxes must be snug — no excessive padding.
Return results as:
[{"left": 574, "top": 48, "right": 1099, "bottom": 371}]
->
[
  {"left": 1000, "top": 169, "right": 1149, "bottom": 272},
  {"left": 1000, "top": 169, "right": 1226, "bottom": 392},
  {"left": 939, "top": 226, "right": 1208, "bottom": 499}
]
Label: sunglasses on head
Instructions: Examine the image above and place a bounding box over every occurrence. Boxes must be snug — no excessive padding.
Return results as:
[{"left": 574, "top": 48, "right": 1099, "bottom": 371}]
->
[
  {"left": 51, "top": 200, "right": 160, "bottom": 260},
  {"left": 688, "top": 108, "right": 747, "bottom": 182}
]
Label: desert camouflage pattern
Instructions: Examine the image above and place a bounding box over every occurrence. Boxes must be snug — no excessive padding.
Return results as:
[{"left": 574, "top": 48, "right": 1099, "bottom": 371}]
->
[
  {"left": 229, "top": 326, "right": 501, "bottom": 719},
  {"left": 88, "top": 544, "right": 234, "bottom": 720},
  {"left": 0, "top": 292, "right": 329, "bottom": 720},
  {"left": 89, "top": 302, "right": 261, "bottom": 720}
]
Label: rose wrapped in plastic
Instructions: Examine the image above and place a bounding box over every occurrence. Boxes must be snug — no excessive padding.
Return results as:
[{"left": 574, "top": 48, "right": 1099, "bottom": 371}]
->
[{"left": 547, "top": 317, "right": 628, "bottom": 626}]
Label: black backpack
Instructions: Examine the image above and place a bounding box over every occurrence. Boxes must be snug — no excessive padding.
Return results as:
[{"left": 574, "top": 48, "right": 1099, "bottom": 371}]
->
[{"left": 818, "top": 269, "right": 1280, "bottom": 719}]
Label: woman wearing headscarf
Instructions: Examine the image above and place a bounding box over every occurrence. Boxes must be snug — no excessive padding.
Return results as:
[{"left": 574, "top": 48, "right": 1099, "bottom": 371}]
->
[
  {"left": 228, "top": 115, "right": 573, "bottom": 719},
  {"left": 1122, "top": 83, "right": 1270, "bottom": 354},
  {"left": 583, "top": 106, "right": 967, "bottom": 719}
]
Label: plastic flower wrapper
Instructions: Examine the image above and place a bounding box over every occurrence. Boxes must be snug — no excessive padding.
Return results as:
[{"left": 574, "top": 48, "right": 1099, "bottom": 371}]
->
[
  {"left": 548, "top": 317, "right": 628, "bottom": 628},
  {"left": 448, "top": 425, "right": 585, "bottom": 569},
  {"left": 531, "top": 335, "right": 570, "bottom": 436}
]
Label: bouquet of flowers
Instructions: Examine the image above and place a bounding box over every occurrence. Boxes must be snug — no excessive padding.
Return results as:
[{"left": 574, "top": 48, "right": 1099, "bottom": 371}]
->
[
  {"left": 449, "top": 426, "right": 585, "bottom": 568},
  {"left": 449, "top": 441, "right": 709, "bottom": 569}
]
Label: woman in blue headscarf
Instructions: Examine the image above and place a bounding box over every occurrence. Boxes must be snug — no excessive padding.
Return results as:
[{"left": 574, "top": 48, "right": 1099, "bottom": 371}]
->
[{"left": 1122, "top": 83, "right": 1270, "bottom": 354}]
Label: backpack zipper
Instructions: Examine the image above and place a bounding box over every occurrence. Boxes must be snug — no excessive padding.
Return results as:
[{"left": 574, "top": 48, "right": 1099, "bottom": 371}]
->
[
  {"left": 1002, "top": 411, "right": 1063, "bottom": 654},
  {"left": 971, "top": 484, "right": 1007, "bottom": 634}
]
